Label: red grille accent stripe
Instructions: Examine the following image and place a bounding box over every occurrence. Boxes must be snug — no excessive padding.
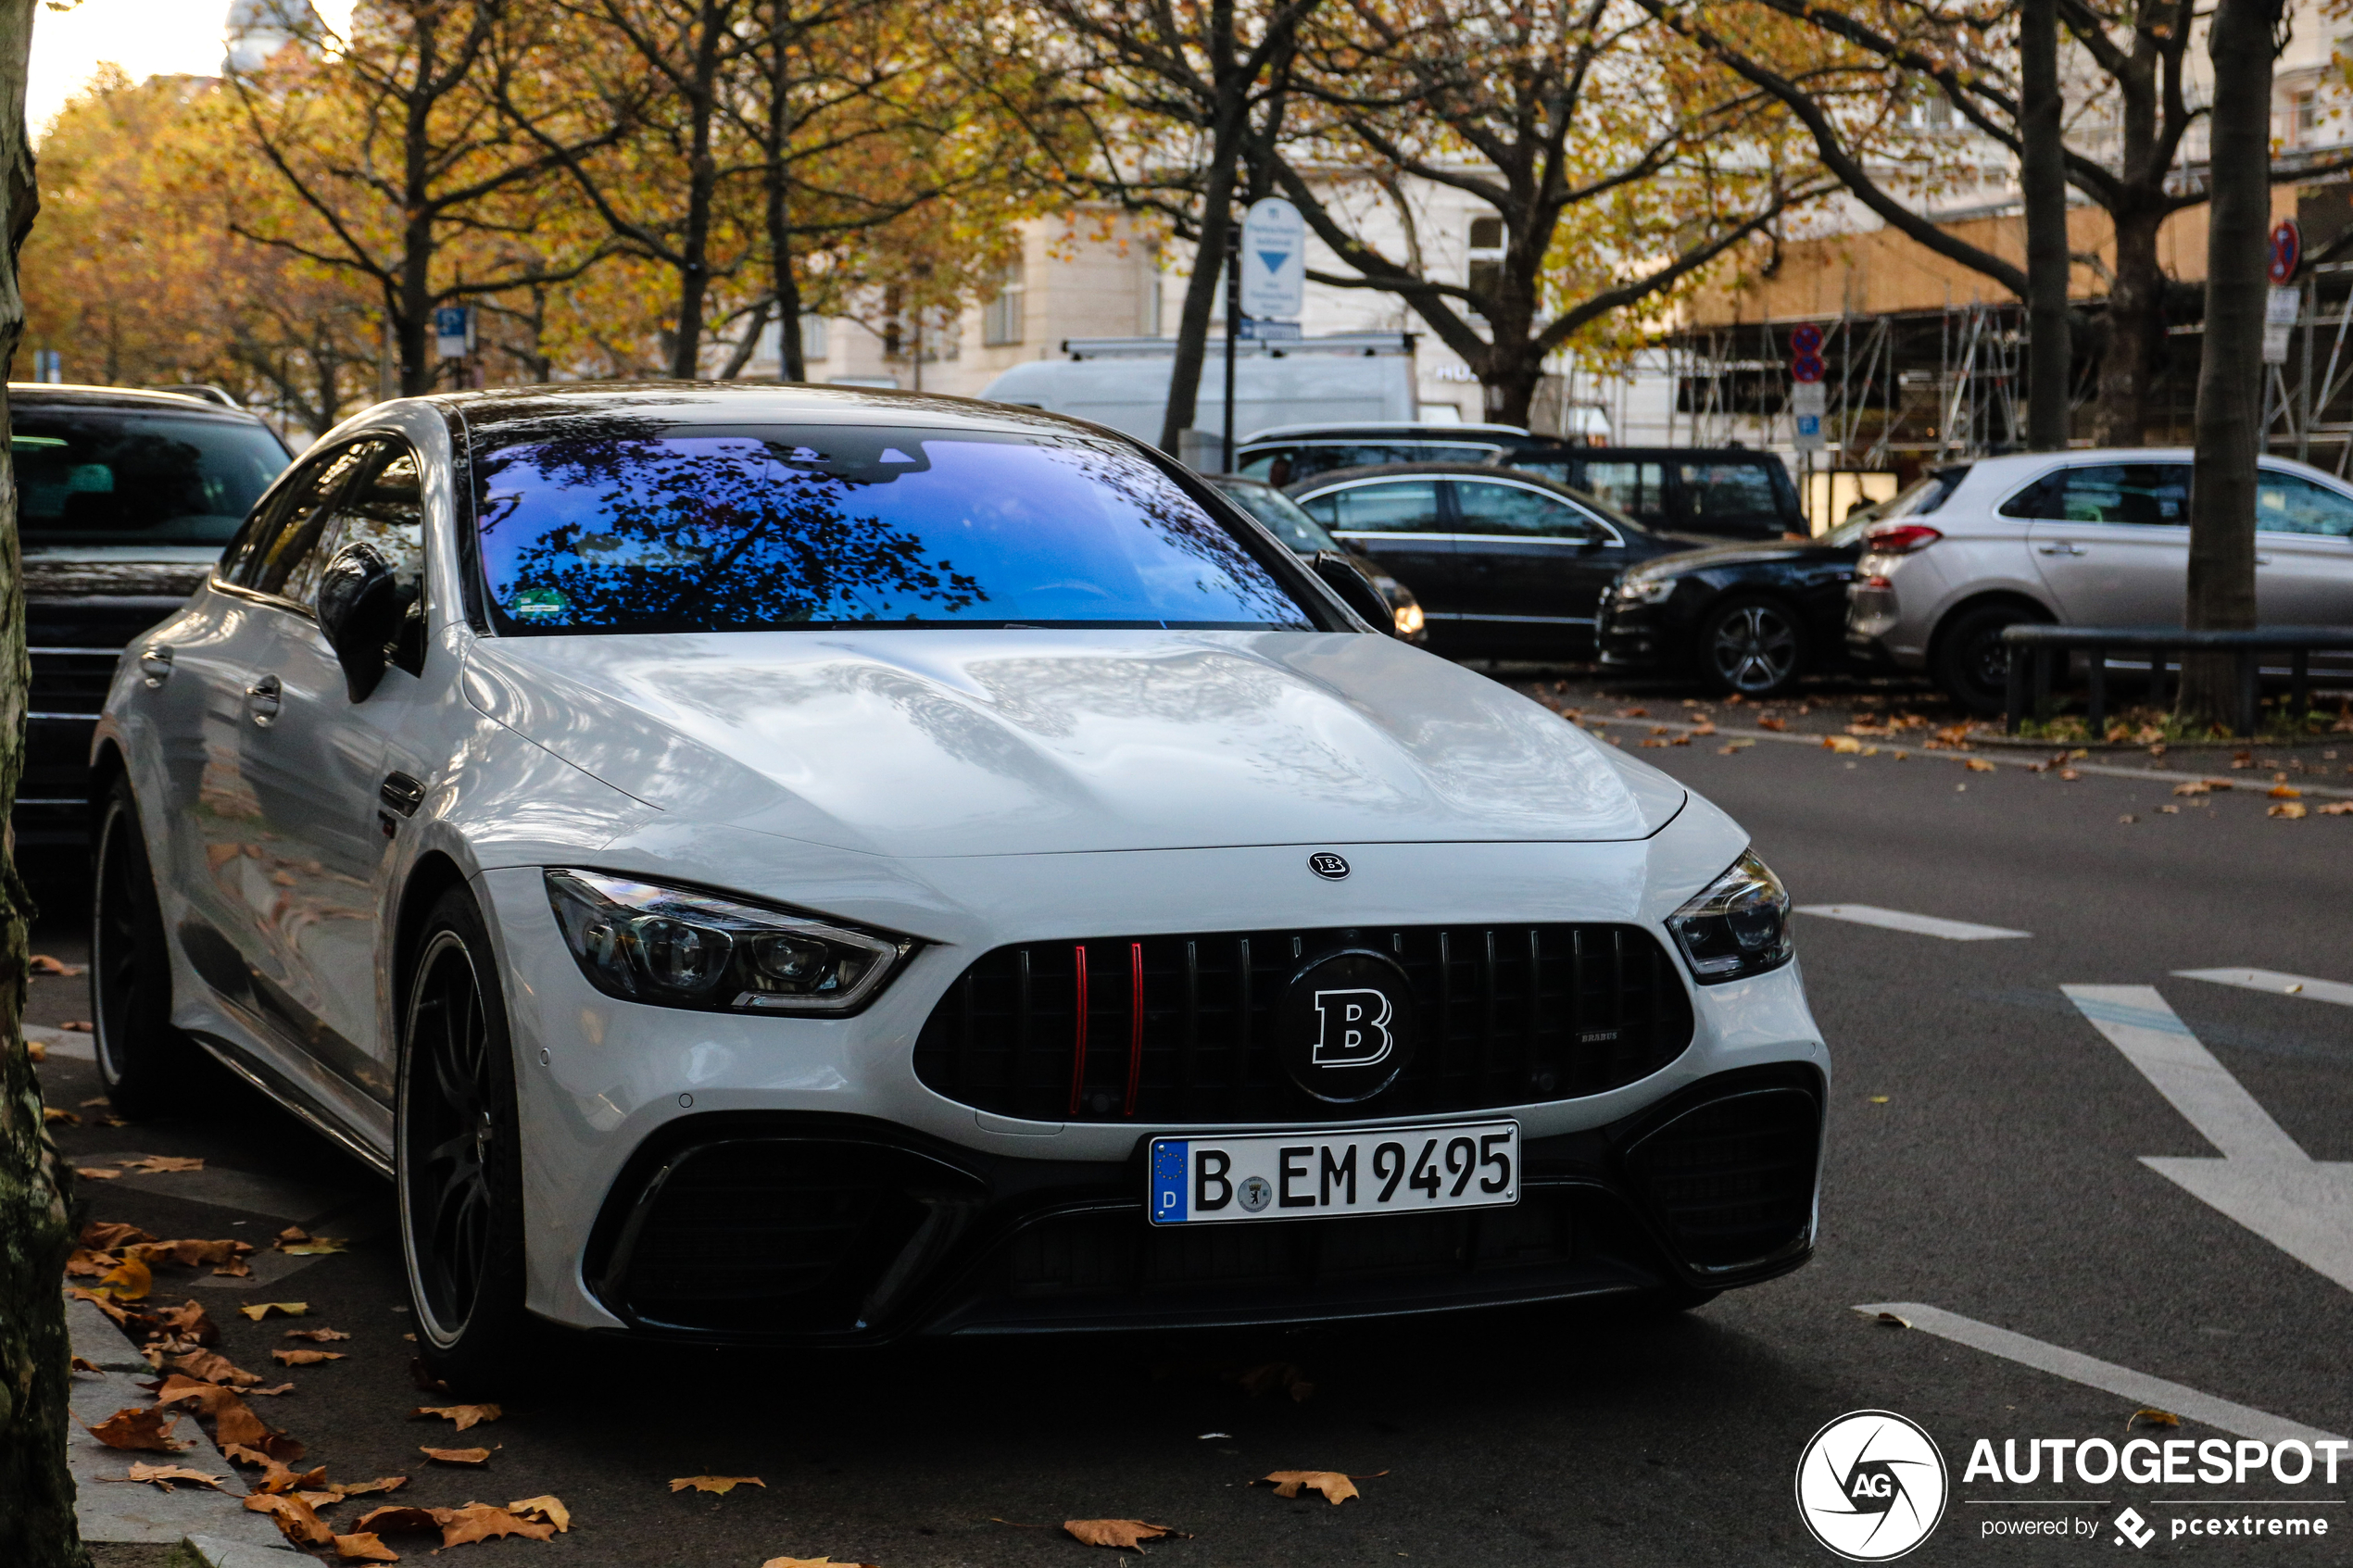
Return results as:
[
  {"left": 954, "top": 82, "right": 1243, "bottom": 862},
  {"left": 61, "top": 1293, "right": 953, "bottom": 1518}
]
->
[
  {"left": 1067, "top": 944, "right": 1090, "bottom": 1117},
  {"left": 1124, "top": 941, "right": 1145, "bottom": 1116}
]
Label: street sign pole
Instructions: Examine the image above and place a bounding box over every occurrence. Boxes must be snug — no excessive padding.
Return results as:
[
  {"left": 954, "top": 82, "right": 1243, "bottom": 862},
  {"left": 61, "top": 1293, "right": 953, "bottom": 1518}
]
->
[{"left": 1222, "top": 221, "right": 1240, "bottom": 472}]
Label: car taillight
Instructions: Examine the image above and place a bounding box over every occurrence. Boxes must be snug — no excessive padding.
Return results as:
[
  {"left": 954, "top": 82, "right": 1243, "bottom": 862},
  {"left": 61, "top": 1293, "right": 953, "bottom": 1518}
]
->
[
  {"left": 1861, "top": 574, "right": 1892, "bottom": 590},
  {"left": 1863, "top": 523, "right": 1942, "bottom": 554}
]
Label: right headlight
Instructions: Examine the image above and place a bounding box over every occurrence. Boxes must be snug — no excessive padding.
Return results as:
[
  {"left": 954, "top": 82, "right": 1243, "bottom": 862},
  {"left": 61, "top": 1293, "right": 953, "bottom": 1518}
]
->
[
  {"left": 1665, "top": 850, "right": 1793, "bottom": 984},
  {"left": 544, "top": 869, "right": 913, "bottom": 1015},
  {"left": 1616, "top": 573, "right": 1677, "bottom": 605}
]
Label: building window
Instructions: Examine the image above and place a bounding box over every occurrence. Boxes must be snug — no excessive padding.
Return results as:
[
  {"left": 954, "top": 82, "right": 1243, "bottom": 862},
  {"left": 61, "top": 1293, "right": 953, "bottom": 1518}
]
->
[
  {"left": 983, "top": 257, "right": 1026, "bottom": 346},
  {"left": 2295, "top": 89, "right": 2321, "bottom": 144},
  {"left": 1139, "top": 244, "right": 1164, "bottom": 336},
  {"left": 800, "top": 314, "right": 827, "bottom": 362},
  {"left": 1904, "top": 84, "right": 1954, "bottom": 132},
  {"left": 1466, "top": 216, "right": 1504, "bottom": 309}
]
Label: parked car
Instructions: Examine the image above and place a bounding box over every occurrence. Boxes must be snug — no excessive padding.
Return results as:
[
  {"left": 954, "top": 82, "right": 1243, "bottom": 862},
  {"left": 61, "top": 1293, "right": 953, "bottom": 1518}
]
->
[
  {"left": 1205, "top": 472, "right": 1427, "bottom": 641},
  {"left": 1241, "top": 425, "right": 1804, "bottom": 541},
  {"left": 1286, "top": 462, "right": 1691, "bottom": 659},
  {"left": 12, "top": 383, "right": 293, "bottom": 850},
  {"left": 1845, "top": 452, "right": 2353, "bottom": 711},
  {"left": 1599, "top": 507, "right": 1886, "bottom": 697},
  {"left": 94, "top": 383, "right": 1825, "bottom": 1377}
]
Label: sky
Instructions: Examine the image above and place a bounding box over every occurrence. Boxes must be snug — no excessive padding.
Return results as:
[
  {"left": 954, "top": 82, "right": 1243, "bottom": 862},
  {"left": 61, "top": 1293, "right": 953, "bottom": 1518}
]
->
[{"left": 27, "top": 0, "right": 357, "bottom": 138}]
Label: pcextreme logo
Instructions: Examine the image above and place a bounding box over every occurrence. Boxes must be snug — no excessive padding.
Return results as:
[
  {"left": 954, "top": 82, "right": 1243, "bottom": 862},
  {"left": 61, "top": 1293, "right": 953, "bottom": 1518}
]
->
[{"left": 1795, "top": 1411, "right": 1950, "bottom": 1562}]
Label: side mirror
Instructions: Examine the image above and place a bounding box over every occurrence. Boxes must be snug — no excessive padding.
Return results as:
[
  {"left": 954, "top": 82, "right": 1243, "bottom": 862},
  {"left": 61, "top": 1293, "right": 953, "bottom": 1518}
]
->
[
  {"left": 316, "top": 541, "right": 403, "bottom": 701},
  {"left": 1311, "top": 549, "right": 1396, "bottom": 634}
]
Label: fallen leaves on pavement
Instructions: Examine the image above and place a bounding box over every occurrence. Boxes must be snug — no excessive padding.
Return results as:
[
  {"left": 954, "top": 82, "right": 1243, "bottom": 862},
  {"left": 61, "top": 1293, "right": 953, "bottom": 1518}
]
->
[
  {"left": 152, "top": 1375, "right": 247, "bottom": 1416},
  {"left": 273, "top": 1225, "right": 349, "bottom": 1256},
  {"left": 1822, "top": 735, "right": 1862, "bottom": 754},
  {"left": 671, "top": 1474, "right": 763, "bottom": 1494},
  {"left": 507, "top": 1496, "right": 569, "bottom": 1532},
  {"left": 240, "top": 1302, "right": 308, "bottom": 1321},
  {"left": 31, "top": 953, "right": 87, "bottom": 976},
  {"left": 760, "top": 1559, "right": 879, "bottom": 1568},
  {"left": 121, "top": 1156, "right": 203, "bottom": 1173},
  {"left": 2270, "top": 784, "right": 2302, "bottom": 799},
  {"left": 75, "top": 1167, "right": 121, "bottom": 1180},
  {"left": 1755, "top": 717, "right": 1786, "bottom": 732},
  {"left": 2270, "top": 802, "right": 2308, "bottom": 819},
  {"left": 330, "top": 1477, "right": 409, "bottom": 1499},
  {"left": 331, "top": 1534, "right": 399, "bottom": 1562},
  {"left": 421, "top": 1446, "right": 496, "bottom": 1465},
  {"left": 2322, "top": 801, "right": 2353, "bottom": 815},
  {"left": 274, "top": 1348, "right": 346, "bottom": 1366},
  {"left": 115, "top": 1462, "right": 222, "bottom": 1491},
  {"left": 285, "top": 1327, "right": 351, "bottom": 1342},
  {"left": 246, "top": 1492, "right": 336, "bottom": 1548},
  {"left": 95, "top": 1257, "right": 153, "bottom": 1300},
  {"left": 45, "top": 1107, "right": 80, "bottom": 1125},
  {"left": 413, "top": 1403, "right": 501, "bottom": 1431},
  {"left": 2129, "top": 1408, "right": 2182, "bottom": 1430},
  {"left": 82, "top": 1407, "right": 183, "bottom": 1452},
  {"left": 356, "top": 1502, "right": 558, "bottom": 1549},
  {"left": 167, "top": 1348, "right": 265, "bottom": 1386},
  {"left": 1255, "top": 1470, "right": 1383, "bottom": 1504},
  {"left": 70, "top": 1356, "right": 102, "bottom": 1374},
  {"left": 1963, "top": 759, "right": 1998, "bottom": 772},
  {"left": 1065, "top": 1519, "right": 1193, "bottom": 1550}
]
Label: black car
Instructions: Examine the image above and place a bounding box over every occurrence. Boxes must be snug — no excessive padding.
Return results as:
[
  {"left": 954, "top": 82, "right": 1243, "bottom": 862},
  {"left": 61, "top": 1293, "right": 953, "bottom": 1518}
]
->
[
  {"left": 1286, "top": 463, "right": 1689, "bottom": 659},
  {"left": 1205, "top": 473, "right": 1427, "bottom": 641},
  {"left": 1239, "top": 423, "right": 1803, "bottom": 542},
  {"left": 13, "top": 384, "right": 293, "bottom": 848},
  {"left": 1597, "top": 508, "right": 1881, "bottom": 697}
]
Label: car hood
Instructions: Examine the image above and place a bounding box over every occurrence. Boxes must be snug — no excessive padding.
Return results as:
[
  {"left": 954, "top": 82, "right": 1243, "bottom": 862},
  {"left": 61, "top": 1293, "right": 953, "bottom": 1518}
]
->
[
  {"left": 462, "top": 630, "right": 1684, "bottom": 858},
  {"left": 1635, "top": 537, "right": 1854, "bottom": 576}
]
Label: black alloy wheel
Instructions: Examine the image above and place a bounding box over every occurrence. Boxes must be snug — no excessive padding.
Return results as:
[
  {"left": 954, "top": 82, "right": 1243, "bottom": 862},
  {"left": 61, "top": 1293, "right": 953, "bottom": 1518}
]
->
[
  {"left": 399, "top": 888, "right": 534, "bottom": 1387},
  {"left": 90, "top": 776, "right": 195, "bottom": 1115},
  {"left": 1935, "top": 602, "right": 2041, "bottom": 716},
  {"left": 1702, "top": 597, "right": 1806, "bottom": 698}
]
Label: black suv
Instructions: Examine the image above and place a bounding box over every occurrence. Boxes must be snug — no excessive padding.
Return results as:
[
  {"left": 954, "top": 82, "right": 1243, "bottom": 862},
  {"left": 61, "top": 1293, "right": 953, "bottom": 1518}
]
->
[{"left": 12, "top": 385, "right": 292, "bottom": 848}]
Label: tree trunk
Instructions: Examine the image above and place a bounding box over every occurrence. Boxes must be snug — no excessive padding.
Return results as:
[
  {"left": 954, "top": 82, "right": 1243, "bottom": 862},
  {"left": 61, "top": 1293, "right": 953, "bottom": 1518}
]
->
[
  {"left": 2181, "top": 0, "right": 2282, "bottom": 727},
  {"left": 765, "top": 6, "right": 805, "bottom": 383},
  {"left": 668, "top": 2, "right": 727, "bottom": 380},
  {"left": 0, "top": 5, "right": 86, "bottom": 1565},
  {"left": 2020, "top": 0, "right": 2071, "bottom": 450},
  {"left": 2094, "top": 204, "right": 2166, "bottom": 445},
  {"left": 1159, "top": 132, "right": 1240, "bottom": 456}
]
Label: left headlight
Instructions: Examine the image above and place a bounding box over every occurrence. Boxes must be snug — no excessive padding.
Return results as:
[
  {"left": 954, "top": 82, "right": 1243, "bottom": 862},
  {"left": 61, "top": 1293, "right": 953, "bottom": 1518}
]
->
[
  {"left": 1665, "top": 851, "right": 1793, "bottom": 985},
  {"left": 544, "top": 869, "right": 913, "bottom": 1015},
  {"left": 1616, "top": 572, "right": 1677, "bottom": 605}
]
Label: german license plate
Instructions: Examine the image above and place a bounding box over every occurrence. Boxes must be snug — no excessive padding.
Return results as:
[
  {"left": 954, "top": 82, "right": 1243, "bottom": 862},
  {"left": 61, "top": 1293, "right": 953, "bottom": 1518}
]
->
[{"left": 1147, "top": 1121, "right": 1518, "bottom": 1226}]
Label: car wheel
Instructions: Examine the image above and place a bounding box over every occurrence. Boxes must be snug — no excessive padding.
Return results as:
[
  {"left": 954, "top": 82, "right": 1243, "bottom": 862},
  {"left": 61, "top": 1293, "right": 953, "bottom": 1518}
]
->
[
  {"left": 1700, "top": 596, "right": 1806, "bottom": 697},
  {"left": 1934, "top": 602, "right": 2041, "bottom": 715},
  {"left": 90, "top": 776, "right": 197, "bottom": 1116},
  {"left": 398, "top": 887, "right": 534, "bottom": 1388}
]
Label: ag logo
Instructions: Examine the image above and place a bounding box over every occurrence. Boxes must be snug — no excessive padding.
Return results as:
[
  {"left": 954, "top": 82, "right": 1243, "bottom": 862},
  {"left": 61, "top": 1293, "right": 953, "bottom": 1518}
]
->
[
  {"left": 1277, "top": 949, "right": 1415, "bottom": 1102},
  {"left": 1307, "top": 851, "right": 1350, "bottom": 881},
  {"left": 1794, "top": 1410, "right": 1947, "bottom": 1562}
]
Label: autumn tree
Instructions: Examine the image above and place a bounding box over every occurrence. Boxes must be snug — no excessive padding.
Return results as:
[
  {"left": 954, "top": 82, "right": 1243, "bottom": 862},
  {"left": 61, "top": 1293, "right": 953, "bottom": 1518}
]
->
[
  {"left": 227, "top": 0, "right": 632, "bottom": 395},
  {"left": 0, "top": 0, "right": 87, "bottom": 1560},
  {"left": 1275, "top": 0, "right": 1834, "bottom": 426}
]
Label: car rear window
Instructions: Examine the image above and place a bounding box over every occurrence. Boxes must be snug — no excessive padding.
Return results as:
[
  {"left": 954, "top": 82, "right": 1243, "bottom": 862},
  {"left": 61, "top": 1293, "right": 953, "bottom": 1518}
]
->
[
  {"left": 1238, "top": 441, "right": 1502, "bottom": 485},
  {"left": 1677, "top": 459, "right": 1788, "bottom": 531},
  {"left": 11, "top": 407, "right": 290, "bottom": 547},
  {"left": 472, "top": 425, "right": 1317, "bottom": 635}
]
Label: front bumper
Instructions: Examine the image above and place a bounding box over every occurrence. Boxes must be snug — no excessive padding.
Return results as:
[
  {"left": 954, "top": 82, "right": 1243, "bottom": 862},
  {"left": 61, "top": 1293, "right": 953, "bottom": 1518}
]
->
[
  {"left": 1596, "top": 599, "right": 1678, "bottom": 672},
  {"left": 581, "top": 1062, "right": 1823, "bottom": 1343}
]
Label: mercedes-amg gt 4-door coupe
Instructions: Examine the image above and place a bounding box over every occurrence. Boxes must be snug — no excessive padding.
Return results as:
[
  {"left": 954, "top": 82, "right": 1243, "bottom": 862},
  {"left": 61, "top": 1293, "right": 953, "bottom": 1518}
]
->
[{"left": 94, "top": 384, "right": 1826, "bottom": 1384}]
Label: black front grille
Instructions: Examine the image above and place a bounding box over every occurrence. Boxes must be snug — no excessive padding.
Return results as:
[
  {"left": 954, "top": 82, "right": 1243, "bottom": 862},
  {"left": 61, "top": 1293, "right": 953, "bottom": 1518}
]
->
[
  {"left": 914, "top": 923, "right": 1694, "bottom": 1125},
  {"left": 1624, "top": 1087, "right": 1819, "bottom": 1272}
]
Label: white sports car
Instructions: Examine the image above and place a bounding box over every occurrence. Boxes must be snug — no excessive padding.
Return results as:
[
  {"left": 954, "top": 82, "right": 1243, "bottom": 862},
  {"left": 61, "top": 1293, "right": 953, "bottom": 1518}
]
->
[{"left": 91, "top": 385, "right": 1826, "bottom": 1382}]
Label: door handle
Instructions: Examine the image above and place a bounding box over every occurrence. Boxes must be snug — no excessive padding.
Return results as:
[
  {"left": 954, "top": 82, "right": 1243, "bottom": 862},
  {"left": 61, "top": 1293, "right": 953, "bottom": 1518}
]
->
[
  {"left": 245, "top": 674, "right": 283, "bottom": 727},
  {"left": 138, "top": 645, "right": 174, "bottom": 688},
  {"left": 2034, "top": 543, "right": 2087, "bottom": 556}
]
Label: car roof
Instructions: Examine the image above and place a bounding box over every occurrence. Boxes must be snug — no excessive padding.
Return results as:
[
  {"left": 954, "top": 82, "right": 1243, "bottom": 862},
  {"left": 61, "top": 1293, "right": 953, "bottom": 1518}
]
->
[
  {"left": 8, "top": 382, "right": 269, "bottom": 420},
  {"left": 1239, "top": 421, "right": 1541, "bottom": 444},
  {"left": 1953, "top": 447, "right": 2353, "bottom": 487},
  {"left": 1287, "top": 460, "right": 1589, "bottom": 492},
  {"left": 435, "top": 380, "right": 1137, "bottom": 444}
]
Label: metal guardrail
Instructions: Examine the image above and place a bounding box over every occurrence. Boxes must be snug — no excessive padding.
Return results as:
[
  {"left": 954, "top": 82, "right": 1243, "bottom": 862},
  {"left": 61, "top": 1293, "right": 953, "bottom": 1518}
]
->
[{"left": 2001, "top": 624, "right": 2353, "bottom": 737}]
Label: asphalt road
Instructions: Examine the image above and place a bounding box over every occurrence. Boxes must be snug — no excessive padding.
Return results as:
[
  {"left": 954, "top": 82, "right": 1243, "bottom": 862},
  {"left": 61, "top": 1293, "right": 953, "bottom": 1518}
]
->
[{"left": 35, "top": 671, "right": 2353, "bottom": 1568}]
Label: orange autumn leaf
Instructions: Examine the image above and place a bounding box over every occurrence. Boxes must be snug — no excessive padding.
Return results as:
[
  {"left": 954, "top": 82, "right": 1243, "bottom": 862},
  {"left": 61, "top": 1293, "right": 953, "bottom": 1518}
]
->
[
  {"left": 412, "top": 1403, "right": 500, "bottom": 1431},
  {"left": 245, "top": 1491, "right": 335, "bottom": 1547},
  {"left": 440, "top": 1504, "right": 555, "bottom": 1547},
  {"left": 1064, "top": 1519, "right": 1194, "bottom": 1550},
  {"left": 332, "top": 1534, "right": 399, "bottom": 1562},
  {"left": 331, "top": 1476, "right": 409, "bottom": 1499},
  {"left": 671, "top": 1474, "right": 764, "bottom": 1494},
  {"left": 284, "top": 1327, "right": 352, "bottom": 1342},
  {"left": 239, "top": 1302, "right": 308, "bottom": 1321},
  {"left": 354, "top": 1505, "right": 451, "bottom": 1535},
  {"left": 273, "top": 1348, "right": 346, "bottom": 1366},
  {"left": 168, "top": 1348, "right": 263, "bottom": 1386},
  {"left": 123, "top": 1155, "right": 203, "bottom": 1173},
  {"left": 153, "top": 1376, "right": 244, "bottom": 1416},
  {"left": 82, "top": 1406, "right": 183, "bottom": 1452},
  {"left": 96, "top": 1257, "right": 153, "bottom": 1301},
  {"left": 80, "top": 1222, "right": 153, "bottom": 1250},
  {"left": 45, "top": 1107, "right": 80, "bottom": 1125},
  {"left": 74, "top": 1167, "right": 121, "bottom": 1180},
  {"left": 420, "top": 1446, "right": 495, "bottom": 1465},
  {"left": 118, "top": 1461, "right": 223, "bottom": 1491},
  {"left": 761, "top": 1559, "right": 880, "bottom": 1568},
  {"left": 507, "top": 1495, "right": 570, "bottom": 1532},
  {"left": 1257, "top": 1469, "right": 1385, "bottom": 1504}
]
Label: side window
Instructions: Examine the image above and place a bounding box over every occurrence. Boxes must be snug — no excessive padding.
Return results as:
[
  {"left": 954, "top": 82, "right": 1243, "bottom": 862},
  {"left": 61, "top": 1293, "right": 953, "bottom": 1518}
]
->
[
  {"left": 238, "top": 443, "right": 375, "bottom": 597},
  {"left": 1676, "top": 461, "right": 1784, "bottom": 527},
  {"left": 1295, "top": 490, "right": 1338, "bottom": 527},
  {"left": 1323, "top": 480, "right": 1443, "bottom": 533},
  {"left": 1577, "top": 459, "right": 1664, "bottom": 519},
  {"left": 1451, "top": 480, "right": 1598, "bottom": 540},
  {"left": 283, "top": 443, "right": 424, "bottom": 610},
  {"left": 2255, "top": 472, "right": 2353, "bottom": 537},
  {"left": 2047, "top": 463, "right": 2189, "bottom": 525}
]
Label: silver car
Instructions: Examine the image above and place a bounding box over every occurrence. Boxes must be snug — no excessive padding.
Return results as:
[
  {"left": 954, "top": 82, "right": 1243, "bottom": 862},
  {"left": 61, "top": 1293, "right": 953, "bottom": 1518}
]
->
[{"left": 1845, "top": 450, "right": 2353, "bottom": 711}]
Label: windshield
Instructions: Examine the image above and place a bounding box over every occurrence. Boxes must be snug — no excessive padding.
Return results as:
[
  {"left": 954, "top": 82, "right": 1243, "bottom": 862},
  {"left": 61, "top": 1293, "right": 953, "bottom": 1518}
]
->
[
  {"left": 1210, "top": 478, "right": 1341, "bottom": 554},
  {"left": 473, "top": 425, "right": 1316, "bottom": 635},
  {"left": 12, "top": 407, "right": 289, "bottom": 547}
]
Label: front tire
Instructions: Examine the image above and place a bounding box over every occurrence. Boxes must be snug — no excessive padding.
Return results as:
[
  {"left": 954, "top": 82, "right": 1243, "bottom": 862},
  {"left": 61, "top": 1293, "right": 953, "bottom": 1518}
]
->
[
  {"left": 1699, "top": 596, "right": 1806, "bottom": 697},
  {"left": 1934, "top": 602, "right": 2042, "bottom": 715},
  {"left": 90, "top": 777, "right": 197, "bottom": 1116},
  {"left": 398, "top": 887, "right": 535, "bottom": 1389}
]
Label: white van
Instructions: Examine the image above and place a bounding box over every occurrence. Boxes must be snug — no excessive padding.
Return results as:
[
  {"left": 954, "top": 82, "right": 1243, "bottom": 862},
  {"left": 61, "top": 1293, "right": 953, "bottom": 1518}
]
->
[{"left": 979, "top": 333, "right": 1417, "bottom": 447}]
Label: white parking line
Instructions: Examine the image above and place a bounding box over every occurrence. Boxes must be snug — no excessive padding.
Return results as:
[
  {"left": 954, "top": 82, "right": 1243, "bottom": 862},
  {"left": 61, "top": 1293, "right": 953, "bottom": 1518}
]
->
[
  {"left": 1796, "top": 905, "right": 2031, "bottom": 941},
  {"left": 2173, "top": 969, "right": 2353, "bottom": 1008},
  {"left": 1855, "top": 1302, "right": 2345, "bottom": 1444}
]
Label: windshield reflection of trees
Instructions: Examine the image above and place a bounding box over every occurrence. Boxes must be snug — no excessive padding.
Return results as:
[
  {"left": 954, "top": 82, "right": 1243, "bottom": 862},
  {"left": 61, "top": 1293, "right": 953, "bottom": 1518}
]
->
[
  {"left": 472, "top": 414, "right": 1305, "bottom": 633},
  {"left": 477, "top": 429, "right": 985, "bottom": 632}
]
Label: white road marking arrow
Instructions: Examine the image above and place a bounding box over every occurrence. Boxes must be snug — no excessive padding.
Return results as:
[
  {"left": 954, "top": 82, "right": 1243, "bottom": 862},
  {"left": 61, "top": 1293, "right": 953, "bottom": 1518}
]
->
[
  {"left": 2065, "top": 985, "right": 2353, "bottom": 1293},
  {"left": 2174, "top": 967, "right": 2353, "bottom": 1008}
]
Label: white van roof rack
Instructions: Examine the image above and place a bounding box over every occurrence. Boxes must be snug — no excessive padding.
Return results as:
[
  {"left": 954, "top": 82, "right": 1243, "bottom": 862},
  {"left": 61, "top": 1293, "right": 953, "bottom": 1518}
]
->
[
  {"left": 1239, "top": 420, "right": 1532, "bottom": 441},
  {"left": 1060, "top": 332, "right": 1416, "bottom": 359}
]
